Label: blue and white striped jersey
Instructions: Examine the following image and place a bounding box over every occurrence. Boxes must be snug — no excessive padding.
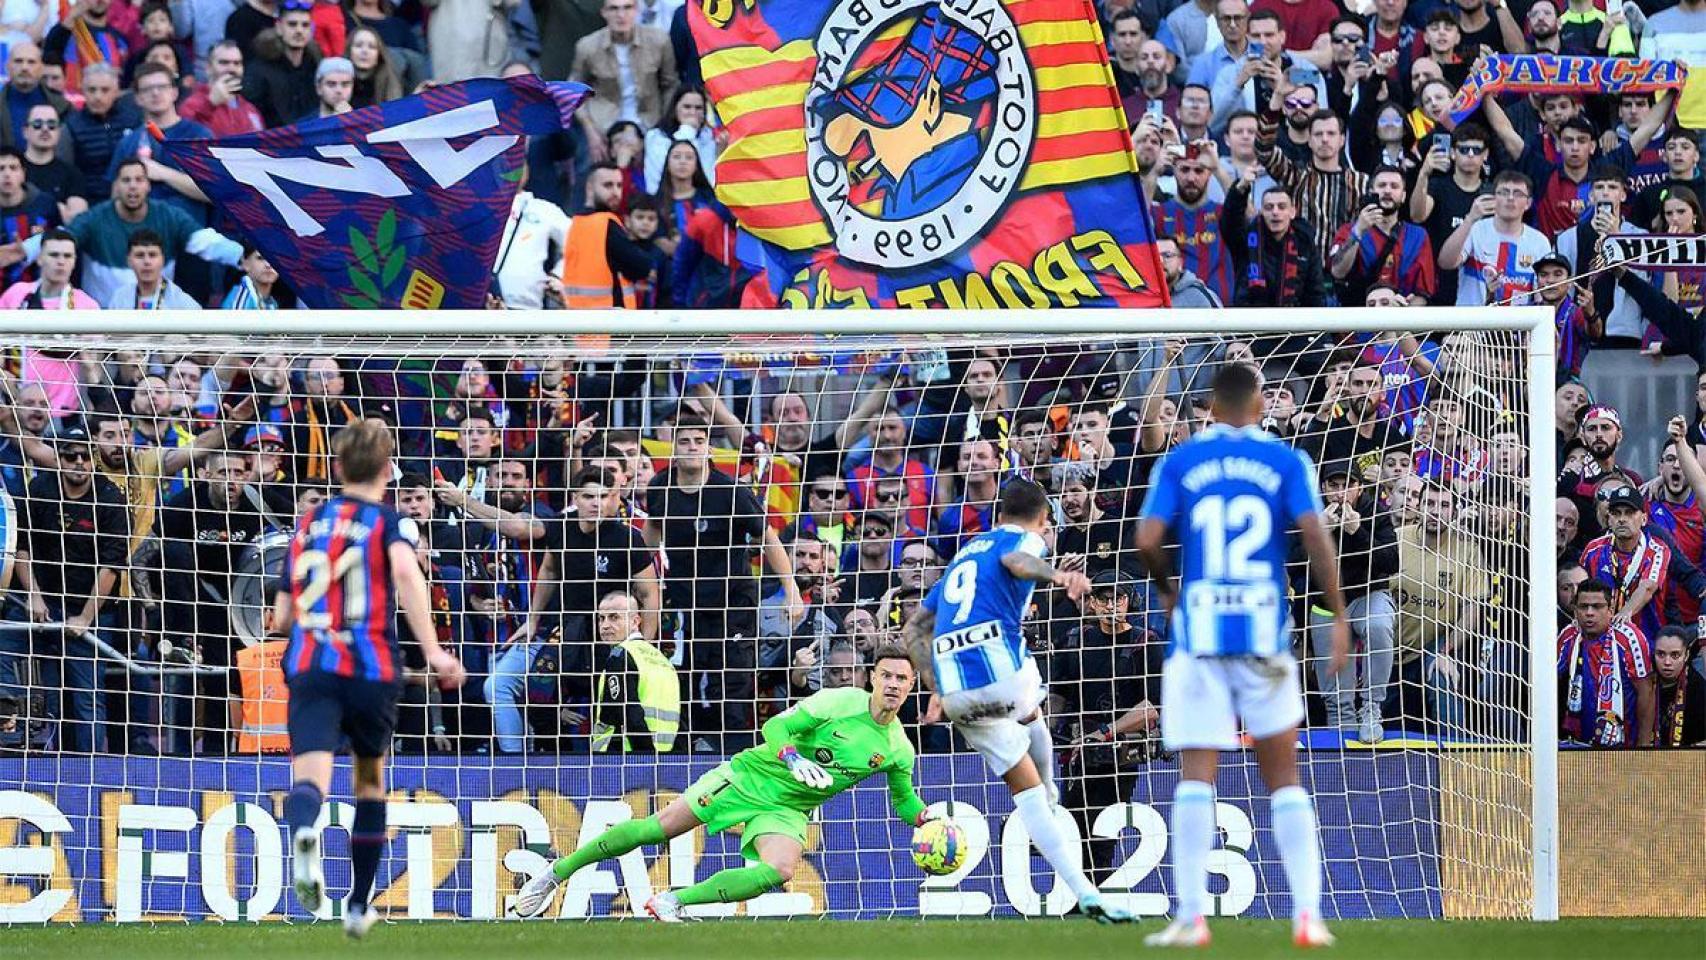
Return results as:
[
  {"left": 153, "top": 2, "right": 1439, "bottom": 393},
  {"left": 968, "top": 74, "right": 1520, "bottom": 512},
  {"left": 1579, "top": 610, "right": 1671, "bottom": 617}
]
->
[
  {"left": 921, "top": 524, "right": 1044, "bottom": 695},
  {"left": 1140, "top": 424, "right": 1323, "bottom": 657}
]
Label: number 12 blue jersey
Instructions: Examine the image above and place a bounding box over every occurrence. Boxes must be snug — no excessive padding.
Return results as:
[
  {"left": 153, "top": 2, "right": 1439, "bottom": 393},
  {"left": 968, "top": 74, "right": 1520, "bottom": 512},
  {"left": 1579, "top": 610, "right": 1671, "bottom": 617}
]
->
[
  {"left": 1140, "top": 424, "right": 1323, "bottom": 657},
  {"left": 921, "top": 524, "right": 1045, "bottom": 695}
]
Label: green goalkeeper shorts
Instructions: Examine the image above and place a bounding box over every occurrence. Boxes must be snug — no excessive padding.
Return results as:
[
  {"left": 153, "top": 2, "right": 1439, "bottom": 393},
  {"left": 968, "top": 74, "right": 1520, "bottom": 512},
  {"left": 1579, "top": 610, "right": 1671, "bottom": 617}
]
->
[{"left": 681, "top": 762, "right": 808, "bottom": 862}]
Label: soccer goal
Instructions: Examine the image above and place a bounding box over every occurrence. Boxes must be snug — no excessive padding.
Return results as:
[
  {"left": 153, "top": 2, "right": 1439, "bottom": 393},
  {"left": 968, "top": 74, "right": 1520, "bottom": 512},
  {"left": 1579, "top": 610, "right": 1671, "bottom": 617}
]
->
[{"left": 0, "top": 308, "right": 1555, "bottom": 925}]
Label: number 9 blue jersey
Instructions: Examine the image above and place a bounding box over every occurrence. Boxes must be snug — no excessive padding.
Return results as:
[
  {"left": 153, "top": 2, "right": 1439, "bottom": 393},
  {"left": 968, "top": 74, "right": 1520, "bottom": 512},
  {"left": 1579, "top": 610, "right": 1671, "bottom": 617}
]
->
[
  {"left": 1140, "top": 424, "right": 1323, "bottom": 658},
  {"left": 921, "top": 524, "right": 1045, "bottom": 695}
]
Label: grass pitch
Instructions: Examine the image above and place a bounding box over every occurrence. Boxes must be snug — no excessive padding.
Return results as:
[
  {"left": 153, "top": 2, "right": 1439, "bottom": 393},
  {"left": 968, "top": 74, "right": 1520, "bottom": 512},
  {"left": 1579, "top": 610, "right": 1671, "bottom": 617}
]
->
[{"left": 3, "top": 918, "right": 1700, "bottom": 960}]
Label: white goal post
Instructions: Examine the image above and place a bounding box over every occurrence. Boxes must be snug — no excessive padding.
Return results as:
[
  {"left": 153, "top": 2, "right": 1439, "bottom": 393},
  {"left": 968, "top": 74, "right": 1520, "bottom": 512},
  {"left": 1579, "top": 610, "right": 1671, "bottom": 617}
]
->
[{"left": 0, "top": 307, "right": 1556, "bottom": 924}]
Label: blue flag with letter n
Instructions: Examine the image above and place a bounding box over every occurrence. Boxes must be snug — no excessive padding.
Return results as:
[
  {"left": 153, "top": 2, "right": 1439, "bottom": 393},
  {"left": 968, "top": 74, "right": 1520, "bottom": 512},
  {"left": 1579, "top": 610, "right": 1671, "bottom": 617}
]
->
[{"left": 160, "top": 75, "right": 588, "bottom": 310}]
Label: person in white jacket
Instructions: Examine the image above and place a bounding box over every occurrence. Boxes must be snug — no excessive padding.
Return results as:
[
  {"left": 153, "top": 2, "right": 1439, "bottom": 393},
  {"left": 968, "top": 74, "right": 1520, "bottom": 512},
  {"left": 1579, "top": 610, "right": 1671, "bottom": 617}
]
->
[{"left": 491, "top": 170, "right": 571, "bottom": 309}]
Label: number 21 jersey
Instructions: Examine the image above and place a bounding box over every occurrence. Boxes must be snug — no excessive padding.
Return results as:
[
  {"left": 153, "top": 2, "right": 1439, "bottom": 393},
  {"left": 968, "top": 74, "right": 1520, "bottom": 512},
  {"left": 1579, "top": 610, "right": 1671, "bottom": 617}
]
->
[
  {"left": 283, "top": 495, "right": 409, "bottom": 683},
  {"left": 1140, "top": 425, "right": 1323, "bottom": 658},
  {"left": 922, "top": 524, "right": 1045, "bottom": 695}
]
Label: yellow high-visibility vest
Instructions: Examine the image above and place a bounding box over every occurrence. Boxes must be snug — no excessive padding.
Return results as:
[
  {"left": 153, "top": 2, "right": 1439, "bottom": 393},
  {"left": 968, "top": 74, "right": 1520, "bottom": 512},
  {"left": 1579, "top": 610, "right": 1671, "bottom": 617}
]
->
[{"left": 591, "top": 636, "right": 680, "bottom": 753}]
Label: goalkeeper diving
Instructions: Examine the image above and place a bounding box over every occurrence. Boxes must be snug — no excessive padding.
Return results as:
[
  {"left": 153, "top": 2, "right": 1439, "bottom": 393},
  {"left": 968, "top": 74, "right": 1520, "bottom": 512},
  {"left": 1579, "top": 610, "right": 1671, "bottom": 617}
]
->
[{"left": 514, "top": 646, "right": 935, "bottom": 921}]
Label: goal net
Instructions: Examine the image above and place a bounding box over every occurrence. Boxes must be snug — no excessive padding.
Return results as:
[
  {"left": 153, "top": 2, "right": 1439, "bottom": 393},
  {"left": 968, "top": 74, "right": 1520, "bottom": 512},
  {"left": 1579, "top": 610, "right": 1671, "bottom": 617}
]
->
[{"left": 0, "top": 309, "right": 1555, "bottom": 925}]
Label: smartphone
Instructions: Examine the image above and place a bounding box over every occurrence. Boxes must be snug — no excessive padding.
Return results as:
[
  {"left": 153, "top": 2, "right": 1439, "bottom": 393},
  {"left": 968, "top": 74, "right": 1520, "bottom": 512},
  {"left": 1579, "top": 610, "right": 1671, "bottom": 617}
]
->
[
  {"left": 1146, "top": 100, "right": 1164, "bottom": 122},
  {"left": 1433, "top": 132, "right": 1451, "bottom": 154},
  {"left": 1184, "top": 140, "right": 1203, "bottom": 161},
  {"left": 1247, "top": 40, "right": 1265, "bottom": 60},
  {"left": 1355, "top": 44, "right": 1374, "bottom": 64},
  {"left": 1596, "top": 201, "right": 1616, "bottom": 221}
]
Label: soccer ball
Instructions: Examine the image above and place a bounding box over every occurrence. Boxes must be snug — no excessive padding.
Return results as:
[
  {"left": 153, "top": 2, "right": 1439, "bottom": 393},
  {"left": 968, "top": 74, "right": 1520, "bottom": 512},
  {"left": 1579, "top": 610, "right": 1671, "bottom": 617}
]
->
[{"left": 911, "top": 818, "right": 967, "bottom": 876}]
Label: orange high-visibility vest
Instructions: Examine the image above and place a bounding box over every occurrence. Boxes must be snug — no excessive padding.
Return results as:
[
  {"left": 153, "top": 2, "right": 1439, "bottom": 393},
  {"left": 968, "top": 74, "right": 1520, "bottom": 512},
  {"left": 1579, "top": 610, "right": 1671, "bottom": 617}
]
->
[
  {"left": 561, "top": 212, "right": 637, "bottom": 309},
  {"left": 235, "top": 640, "right": 290, "bottom": 754}
]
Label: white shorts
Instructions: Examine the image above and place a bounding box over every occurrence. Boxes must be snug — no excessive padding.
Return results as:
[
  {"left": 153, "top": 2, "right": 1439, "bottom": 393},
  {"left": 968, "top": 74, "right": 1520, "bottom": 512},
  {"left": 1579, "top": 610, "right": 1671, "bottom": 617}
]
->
[
  {"left": 1160, "top": 652, "right": 1305, "bottom": 751},
  {"left": 942, "top": 659, "right": 1045, "bottom": 777}
]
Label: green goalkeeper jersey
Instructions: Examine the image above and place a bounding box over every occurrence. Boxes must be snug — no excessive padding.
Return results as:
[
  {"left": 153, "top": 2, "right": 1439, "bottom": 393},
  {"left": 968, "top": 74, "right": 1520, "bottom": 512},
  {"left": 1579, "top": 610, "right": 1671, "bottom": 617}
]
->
[{"left": 728, "top": 687, "right": 927, "bottom": 822}]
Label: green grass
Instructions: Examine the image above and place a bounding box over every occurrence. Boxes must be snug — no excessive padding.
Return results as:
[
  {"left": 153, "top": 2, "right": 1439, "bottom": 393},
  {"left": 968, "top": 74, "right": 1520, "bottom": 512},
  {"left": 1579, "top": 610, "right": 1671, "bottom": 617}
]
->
[{"left": 3, "top": 918, "right": 1700, "bottom": 960}]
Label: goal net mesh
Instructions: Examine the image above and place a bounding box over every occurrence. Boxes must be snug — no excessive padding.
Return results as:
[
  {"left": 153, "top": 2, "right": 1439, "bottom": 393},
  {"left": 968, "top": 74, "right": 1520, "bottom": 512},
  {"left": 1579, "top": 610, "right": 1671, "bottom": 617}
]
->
[{"left": 0, "top": 324, "right": 1541, "bottom": 923}]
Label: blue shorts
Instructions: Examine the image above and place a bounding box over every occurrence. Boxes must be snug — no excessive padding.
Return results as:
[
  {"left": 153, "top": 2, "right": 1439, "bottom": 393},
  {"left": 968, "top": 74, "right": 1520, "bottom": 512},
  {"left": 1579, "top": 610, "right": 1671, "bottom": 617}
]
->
[{"left": 286, "top": 672, "right": 403, "bottom": 758}]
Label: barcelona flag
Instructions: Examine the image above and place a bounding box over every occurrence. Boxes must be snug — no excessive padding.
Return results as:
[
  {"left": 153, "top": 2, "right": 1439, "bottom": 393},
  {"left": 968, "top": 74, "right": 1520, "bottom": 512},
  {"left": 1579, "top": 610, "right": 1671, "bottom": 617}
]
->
[
  {"left": 160, "top": 76, "right": 589, "bottom": 310},
  {"left": 691, "top": 0, "right": 1169, "bottom": 309}
]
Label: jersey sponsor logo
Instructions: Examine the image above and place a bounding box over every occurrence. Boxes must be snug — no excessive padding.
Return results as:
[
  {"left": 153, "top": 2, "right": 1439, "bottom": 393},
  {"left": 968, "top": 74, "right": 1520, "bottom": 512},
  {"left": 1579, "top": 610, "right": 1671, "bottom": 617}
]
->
[{"left": 933, "top": 621, "right": 1001, "bottom": 656}]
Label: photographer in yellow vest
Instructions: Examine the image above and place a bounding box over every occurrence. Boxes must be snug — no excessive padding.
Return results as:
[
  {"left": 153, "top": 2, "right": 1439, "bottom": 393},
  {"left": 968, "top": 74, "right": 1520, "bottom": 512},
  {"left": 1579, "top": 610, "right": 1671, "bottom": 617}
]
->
[{"left": 589, "top": 590, "right": 679, "bottom": 753}]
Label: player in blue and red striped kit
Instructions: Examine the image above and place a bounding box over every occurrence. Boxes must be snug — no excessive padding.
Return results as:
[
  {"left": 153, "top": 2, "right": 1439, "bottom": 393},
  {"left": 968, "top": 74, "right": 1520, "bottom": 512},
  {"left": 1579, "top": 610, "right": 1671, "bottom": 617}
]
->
[{"left": 269, "top": 420, "right": 466, "bottom": 939}]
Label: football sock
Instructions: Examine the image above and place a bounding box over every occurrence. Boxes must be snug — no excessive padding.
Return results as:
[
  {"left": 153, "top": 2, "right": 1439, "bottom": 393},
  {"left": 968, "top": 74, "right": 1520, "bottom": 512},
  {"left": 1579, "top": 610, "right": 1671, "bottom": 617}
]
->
[
  {"left": 552, "top": 816, "right": 668, "bottom": 881},
  {"left": 1171, "top": 780, "right": 1215, "bottom": 923},
  {"left": 1012, "top": 783, "right": 1097, "bottom": 901},
  {"left": 348, "top": 798, "right": 387, "bottom": 912},
  {"left": 284, "top": 781, "right": 323, "bottom": 836},
  {"left": 1024, "top": 716, "right": 1059, "bottom": 800},
  {"left": 674, "top": 862, "right": 785, "bottom": 906},
  {"left": 1271, "top": 785, "right": 1323, "bottom": 921}
]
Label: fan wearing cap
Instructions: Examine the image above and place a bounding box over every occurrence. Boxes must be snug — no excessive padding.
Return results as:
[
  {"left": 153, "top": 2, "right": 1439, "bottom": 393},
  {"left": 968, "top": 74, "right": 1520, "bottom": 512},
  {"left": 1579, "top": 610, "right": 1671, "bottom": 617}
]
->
[
  {"left": 242, "top": 423, "right": 302, "bottom": 517},
  {"left": 1531, "top": 252, "right": 1600, "bottom": 379},
  {"left": 1050, "top": 567, "right": 1164, "bottom": 885},
  {"left": 1579, "top": 484, "right": 1672, "bottom": 643},
  {"left": 3, "top": 424, "right": 131, "bottom": 753}
]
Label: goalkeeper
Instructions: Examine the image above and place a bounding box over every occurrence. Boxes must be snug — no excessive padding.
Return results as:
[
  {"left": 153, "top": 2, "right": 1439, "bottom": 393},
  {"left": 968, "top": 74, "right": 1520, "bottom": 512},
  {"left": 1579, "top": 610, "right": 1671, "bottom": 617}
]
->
[{"left": 514, "top": 646, "right": 933, "bottom": 921}]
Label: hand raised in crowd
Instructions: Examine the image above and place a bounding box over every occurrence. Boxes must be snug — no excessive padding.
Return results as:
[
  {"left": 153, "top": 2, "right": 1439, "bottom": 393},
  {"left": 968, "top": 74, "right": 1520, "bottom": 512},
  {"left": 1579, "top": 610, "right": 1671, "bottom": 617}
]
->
[
  {"left": 569, "top": 411, "right": 600, "bottom": 449},
  {"left": 1590, "top": 204, "right": 1619, "bottom": 236},
  {"left": 1354, "top": 203, "right": 1390, "bottom": 238},
  {"left": 1467, "top": 194, "right": 1497, "bottom": 223},
  {"left": 1050, "top": 569, "right": 1091, "bottom": 602},
  {"left": 1345, "top": 57, "right": 1372, "bottom": 91},
  {"left": 1163, "top": 336, "right": 1187, "bottom": 366},
  {"left": 793, "top": 638, "right": 819, "bottom": 671},
  {"left": 1425, "top": 141, "right": 1451, "bottom": 174},
  {"left": 434, "top": 477, "right": 469, "bottom": 509}
]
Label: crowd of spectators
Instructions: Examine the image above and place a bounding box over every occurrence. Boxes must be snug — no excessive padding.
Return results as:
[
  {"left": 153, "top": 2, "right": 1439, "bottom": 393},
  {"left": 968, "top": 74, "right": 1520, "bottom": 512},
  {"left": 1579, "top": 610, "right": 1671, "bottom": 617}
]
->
[
  {"left": 0, "top": 329, "right": 1699, "bottom": 768},
  {"left": 0, "top": 0, "right": 1696, "bottom": 314},
  {"left": 0, "top": 0, "right": 1703, "bottom": 763}
]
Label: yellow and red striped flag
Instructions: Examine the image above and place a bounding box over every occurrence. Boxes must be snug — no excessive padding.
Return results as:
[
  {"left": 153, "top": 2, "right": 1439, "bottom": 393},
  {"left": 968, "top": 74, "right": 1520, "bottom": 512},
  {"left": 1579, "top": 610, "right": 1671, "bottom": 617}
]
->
[{"left": 690, "top": 0, "right": 1170, "bottom": 309}]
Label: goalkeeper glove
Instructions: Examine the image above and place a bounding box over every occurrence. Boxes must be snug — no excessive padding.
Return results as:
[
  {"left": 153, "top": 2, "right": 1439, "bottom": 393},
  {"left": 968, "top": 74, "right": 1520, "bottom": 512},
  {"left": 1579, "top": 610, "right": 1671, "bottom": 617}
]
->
[{"left": 778, "top": 745, "right": 833, "bottom": 789}]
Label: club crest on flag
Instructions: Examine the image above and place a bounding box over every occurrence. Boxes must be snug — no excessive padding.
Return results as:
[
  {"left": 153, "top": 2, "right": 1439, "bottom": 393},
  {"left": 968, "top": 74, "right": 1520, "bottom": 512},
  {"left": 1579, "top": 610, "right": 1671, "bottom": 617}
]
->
[
  {"left": 805, "top": 0, "right": 1033, "bottom": 268},
  {"left": 692, "top": 0, "right": 1170, "bottom": 309}
]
